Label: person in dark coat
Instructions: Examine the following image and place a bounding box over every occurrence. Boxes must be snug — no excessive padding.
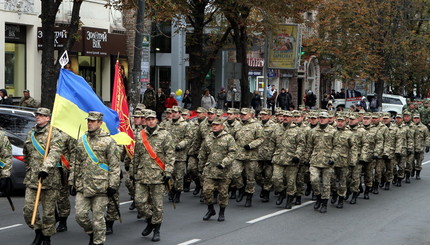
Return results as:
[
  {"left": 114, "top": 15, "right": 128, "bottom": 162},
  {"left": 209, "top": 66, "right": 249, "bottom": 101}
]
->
[
  {"left": 305, "top": 90, "right": 317, "bottom": 109},
  {"left": 277, "top": 88, "right": 290, "bottom": 110},
  {"left": 251, "top": 90, "right": 261, "bottom": 115},
  {"left": 156, "top": 88, "right": 167, "bottom": 122},
  {"left": 0, "top": 89, "right": 13, "bottom": 105}
]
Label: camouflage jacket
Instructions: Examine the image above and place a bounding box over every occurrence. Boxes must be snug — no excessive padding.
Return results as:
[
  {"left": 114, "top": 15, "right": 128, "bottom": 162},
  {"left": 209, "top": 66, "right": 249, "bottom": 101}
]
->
[
  {"left": 0, "top": 130, "right": 12, "bottom": 178},
  {"left": 198, "top": 130, "right": 237, "bottom": 179},
  {"left": 332, "top": 127, "right": 355, "bottom": 167},
  {"left": 223, "top": 119, "right": 242, "bottom": 139},
  {"left": 185, "top": 120, "right": 198, "bottom": 155},
  {"left": 361, "top": 125, "right": 378, "bottom": 162},
  {"left": 384, "top": 123, "right": 403, "bottom": 157},
  {"left": 167, "top": 117, "right": 192, "bottom": 161},
  {"left": 23, "top": 124, "right": 64, "bottom": 189},
  {"left": 159, "top": 119, "right": 171, "bottom": 131},
  {"left": 132, "top": 126, "right": 175, "bottom": 184},
  {"left": 374, "top": 123, "right": 389, "bottom": 157},
  {"left": 413, "top": 122, "right": 430, "bottom": 152},
  {"left": 420, "top": 107, "right": 430, "bottom": 125},
  {"left": 349, "top": 125, "right": 365, "bottom": 166},
  {"left": 72, "top": 128, "right": 120, "bottom": 197},
  {"left": 404, "top": 122, "right": 417, "bottom": 152},
  {"left": 258, "top": 120, "right": 277, "bottom": 161},
  {"left": 19, "top": 96, "right": 37, "bottom": 108},
  {"left": 143, "top": 88, "right": 156, "bottom": 109},
  {"left": 235, "top": 118, "right": 264, "bottom": 161},
  {"left": 190, "top": 118, "right": 213, "bottom": 155},
  {"left": 272, "top": 122, "right": 304, "bottom": 166},
  {"left": 308, "top": 124, "right": 336, "bottom": 168},
  {"left": 302, "top": 123, "right": 318, "bottom": 163}
]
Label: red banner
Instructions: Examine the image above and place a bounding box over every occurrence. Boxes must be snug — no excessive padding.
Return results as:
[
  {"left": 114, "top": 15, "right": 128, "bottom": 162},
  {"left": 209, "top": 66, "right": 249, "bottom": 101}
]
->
[{"left": 111, "top": 61, "right": 135, "bottom": 157}]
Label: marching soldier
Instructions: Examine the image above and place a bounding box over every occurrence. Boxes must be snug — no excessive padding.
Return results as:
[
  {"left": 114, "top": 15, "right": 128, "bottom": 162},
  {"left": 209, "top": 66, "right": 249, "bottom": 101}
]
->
[
  {"left": 412, "top": 114, "right": 430, "bottom": 179},
  {"left": 403, "top": 111, "right": 416, "bottom": 181},
  {"left": 198, "top": 117, "right": 237, "bottom": 221},
  {"left": 0, "top": 127, "right": 12, "bottom": 200},
  {"left": 71, "top": 111, "right": 120, "bottom": 245},
  {"left": 224, "top": 108, "right": 242, "bottom": 199},
  {"left": 372, "top": 113, "right": 389, "bottom": 194},
  {"left": 393, "top": 114, "right": 410, "bottom": 186},
  {"left": 132, "top": 111, "right": 174, "bottom": 242},
  {"left": 159, "top": 108, "right": 172, "bottom": 129},
  {"left": 23, "top": 108, "right": 64, "bottom": 245}
]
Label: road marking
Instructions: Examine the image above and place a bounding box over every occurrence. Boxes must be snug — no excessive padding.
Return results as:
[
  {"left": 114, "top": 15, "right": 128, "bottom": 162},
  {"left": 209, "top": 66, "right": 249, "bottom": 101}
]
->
[
  {"left": 0, "top": 224, "right": 23, "bottom": 231},
  {"left": 177, "top": 238, "right": 201, "bottom": 245},
  {"left": 423, "top": 160, "right": 430, "bottom": 165},
  {"left": 119, "top": 201, "right": 133, "bottom": 205},
  {"left": 246, "top": 201, "right": 315, "bottom": 224}
]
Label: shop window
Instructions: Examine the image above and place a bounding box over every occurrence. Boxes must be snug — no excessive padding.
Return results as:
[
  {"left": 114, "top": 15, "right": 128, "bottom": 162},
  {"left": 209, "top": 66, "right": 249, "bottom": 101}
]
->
[
  {"left": 151, "top": 22, "right": 171, "bottom": 53},
  {"left": 4, "top": 43, "right": 26, "bottom": 97}
]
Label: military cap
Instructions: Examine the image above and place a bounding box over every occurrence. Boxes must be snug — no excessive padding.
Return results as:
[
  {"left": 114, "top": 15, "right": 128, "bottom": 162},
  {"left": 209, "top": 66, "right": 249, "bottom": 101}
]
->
[
  {"left": 23, "top": 89, "right": 30, "bottom": 93},
  {"left": 337, "top": 114, "right": 346, "bottom": 120},
  {"left": 133, "top": 111, "right": 144, "bottom": 117},
  {"left": 395, "top": 114, "right": 403, "bottom": 118},
  {"left": 227, "top": 108, "right": 235, "bottom": 114},
  {"left": 363, "top": 112, "right": 373, "bottom": 118},
  {"left": 166, "top": 108, "right": 173, "bottom": 113},
  {"left": 382, "top": 112, "right": 391, "bottom": 119},
  {"left": 211, "top": 117, "right": 224, "bottom": 125},
  {"left": 283, "top": 111, "right": 292, "bottom": 117},
  {"left": 298, "top": 105, "right": 305, "bottom": 110},
  {"left": 135, "top": 103, "right": 146, "bottom": 111},
  {"left": 240, "top": 108, "right": 252, "bottom": 114},
  {"left": 217, "top": 109, "right": 224, "bottom": 116},
  {"left": 328, "top": 111, "right": 335, "bottom": 117},
  {"left": 196, "top": 107, "right": 207, "bottom": 113},
  {"left": 259, "top": 108, "right": 271, "bottom": 115},
  {"left": 424, "top": 100, "right": 430, "bottom": 104},
  {"left": 35, "top": 107, "right": 51, "bottom": 116},
  {"left": 275, "top": 108, "right": 283, "bottom": 115},
  {"left": 358, "top": 109, "right": 366, "bottom": 114},
  {"left": 171, "top": 106, "right": 182, "bottom": 112},
  {"left": 319, "top": 111, "right": 329, "bottom": 118},
  {"left": 292, "top": 110, "right": 301, "bottom": 117},
  {"left": 371, "top": 113, "right": 380, "bottom": 119},
  {"left": 403, "top": 110, "right": 411, "bottom": 115},
  {"left": 234, "top": 108, "right": 241, "bottom": 114},
  {"left": 86, "top": 111, "right": 103, "bottom": 121},
  {"left": 349, "top": 113, "right": 358, "bottom": 120},
  {"left": 145, "top": 110, "right": 157, "bottom": 119},
  {"left": 181, "top": 109, "right": 189, "bottom": 115},
  {"left": 413, "top": 113, "right": 421, "bottom": 118},
  {"left": 207, "top": 108, "right": 217, "bottom": 114},
  {"left": 308, "top": 112, "right": 318, "bottom": 119}
]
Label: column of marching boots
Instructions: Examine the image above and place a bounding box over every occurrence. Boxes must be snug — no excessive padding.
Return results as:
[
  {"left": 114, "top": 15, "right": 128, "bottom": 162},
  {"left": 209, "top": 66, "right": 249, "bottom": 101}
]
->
[
  {"left": 141, "top": 220, "right": 162, "bottom": 242},
  {"left": 330, "top": 193, "right": 344, "bottom": 209},
  {"left": 31, "top": 229, "right": 51, "bottom": 245},
  {"left": 203, "top": 204, "right": 226, "bottom": 222},
  {"left": 313, "top": 195, "right": 328, "bottom": 213}
]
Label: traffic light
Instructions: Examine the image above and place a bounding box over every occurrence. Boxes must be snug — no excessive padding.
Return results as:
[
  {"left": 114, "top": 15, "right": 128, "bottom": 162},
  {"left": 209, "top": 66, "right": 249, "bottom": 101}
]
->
[{"left": 300, "top": 46, "right": 305, "bottom": 56}]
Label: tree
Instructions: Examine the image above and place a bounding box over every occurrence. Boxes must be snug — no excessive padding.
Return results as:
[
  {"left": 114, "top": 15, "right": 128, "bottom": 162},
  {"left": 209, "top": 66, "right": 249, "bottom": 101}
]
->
[{"left": 40, "top": 0, "right": 83, "bottom": 108}]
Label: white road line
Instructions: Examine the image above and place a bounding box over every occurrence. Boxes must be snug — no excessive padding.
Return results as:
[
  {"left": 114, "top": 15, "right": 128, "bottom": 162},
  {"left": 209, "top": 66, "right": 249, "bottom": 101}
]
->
[
  {"left": 423, "top": 160, "right": 430, "bottom": 165},
  {"left": 0, "top": 224, "right": 23, "bottom": 231},
  {"left": 177, "top": 238, "right": 201, "bottom": 245},
  {"left": 246, "top": 201, "right": 315, "bottom": 224},
  {"left": 119, "top": 201, "right": 133, "bottom": 205}
]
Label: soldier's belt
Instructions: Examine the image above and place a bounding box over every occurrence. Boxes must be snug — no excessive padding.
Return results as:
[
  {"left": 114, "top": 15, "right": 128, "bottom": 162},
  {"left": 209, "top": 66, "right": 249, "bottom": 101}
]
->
[{"left": 82, "top": 134, "right": 109, "bottom": 172}]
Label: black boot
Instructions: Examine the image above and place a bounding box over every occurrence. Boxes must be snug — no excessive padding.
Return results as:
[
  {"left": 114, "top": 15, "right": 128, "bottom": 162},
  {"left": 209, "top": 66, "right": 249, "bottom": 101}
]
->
[
  {"left": 294, "top": 196, "right": 302, "bottom": 205},
  {"left": 31, "top": 229, "right": 43, "bottom": 245},
  {"left": 406, "top": 172, "right": 411, "bottom": 183},
  {"left": 396, "top": 177, "right": 402, "bottom": 187},
  {"left": 379, "top": 181, "right": 385, "bottom": 188},
  {"left": 314, "top": 195, "right": 322, "bottom": 210},
  {"left": 174, "top": 191, "right": 181, "bottom": 203},
  {"left": 244, "top": 193, "right": 253, "bottom": 207},
  {"left": 276, "top": 190, "right": 286, "bottom": 205},
  {"left": 41, "top": 236, "right": 51, "bottom": 245},
  {"left": 350, "top": 192, "right": 358, "bottom": 204},
  {"left": 384, "top": 182, "right": 390, "bottom": 190},
  {"left": 56, "top": 216, "right": 68, "bottom": 232},
  {"left": 168, "top": 190, "right": 174, "bottom": 201},
  {"left": 203, "top": 204, "right": 216, "bottom": 221},
  {"left": 305, "top": 183, "right": 312, "bottom": 196},
  {"left": 373, "top": 182, "right": 379, "bottom": 194},
  {"left": 193, "top": 180, "right": 202, "bottom": 195},
  {"left": 218, "top": 207, "right": 225, "bottom": 222},
  {"left": 183, "top": 181, "right": 191, "bottom": 192},
  {"left": 416, "top": 170, "right": 421, "bottom": 180},
  {"left": 236, "top": 188, "right": 245, "bottom": 202},
  {"left": 336, "top": 196, "right": 344, "bottom": 209},
  {"left": 345, "top": 190, "right": 351, "bottom": 201},
  {"left": 105, "top": 220, "right": 114, "bottom": 235},
  {"left": 88, "top": 233, "right": 94, "bottom": 245},
  {"left": 311, "top": 192, "right": 317, "bottom": 201},
  {"left": 364, "top": 186, "right": 370, "bottom": 200},
  {"left": 320, "top": 199, "right": 328, "bottom": 213},
  {"left": 229, "top": 188, "right": 237, "bottom": 199},
  {"left": 142, "top": 219, "right": 155, "bottom": 236},
  {"left": 261, "top": 190, "right": 270, "bottom": 203},
  {"left": 359, "top": 183, "right": 364, "bottom": 194},
  {"left": 330, "top": 192, "right": 338, "bottom": 204},
  {"left": 411, "top": 169, "right": 415, "bottom": 177},
  {"left": 259, "top": 189, "right": 264, "bottom": 198},
  {"left": 129, "top": 200, "right": 136, "bottom": 210},
  {"left": 285, "top": 195, "right": 294, "bottom": 209},
  {"left": 151, "top": 224, "right": 161, "bottom": 242}
]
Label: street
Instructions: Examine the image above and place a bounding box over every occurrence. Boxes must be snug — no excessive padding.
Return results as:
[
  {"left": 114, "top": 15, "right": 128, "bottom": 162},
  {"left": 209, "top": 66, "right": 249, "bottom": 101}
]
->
[{"left": 2, "top": 157, "right": 430, "bottom": 245}]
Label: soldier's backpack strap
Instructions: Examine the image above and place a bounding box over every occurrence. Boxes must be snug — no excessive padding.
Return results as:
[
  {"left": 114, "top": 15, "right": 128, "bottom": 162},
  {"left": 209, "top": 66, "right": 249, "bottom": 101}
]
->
[
  {"left": 140, "top": 130, "right": 166, "bottom": 171},
  {"left": 31, "top": 131, "right": 62, "bottom": 168},
  {"left": 81, "top": 134, "right": 109, "bottom": 172}
]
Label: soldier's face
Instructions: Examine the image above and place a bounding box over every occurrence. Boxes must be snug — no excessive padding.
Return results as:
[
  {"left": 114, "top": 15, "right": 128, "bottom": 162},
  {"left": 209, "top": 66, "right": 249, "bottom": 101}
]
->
[
  {"left": 336, "top": 119, "right": 346, "bottom": 128},
  {"left": 23, "top": 92, "right": 30, "bottom": 97},
  {"left": 35, "top": 114, "right": 50, "bottom": 127},
  {"left": 172, "top": 111, "right": 181, "bottom": 119},
  {"left": 240, "top": 113, "right": 251, "bottom": 121},
  {"left": 212, "top": 123, "right": 223, "bottom": 132},
  {"left": 182, "top": 114, "right": 190, "bottom": 120},
  {"left": 319, "top": 117, "right": 329, "bottom": 125},
  {"left": 413, "top": 117, "right": 421, "bottom": 124},
  {"left": 383, "top": 118, "right": 391, "bottom": 124},
  {"left": 227, "top": 113, "right": 235, "bottom": 120},
  {"left": 146, "top": 117, "right": 158, "bottom": 128},
  {"left": 261, "top": 114, "right": 270, "bottom": 121},
  {"left": 166, "top": 112, "right": 172, "bottom": 119},
  {"left": 403, "top": 115, "right": 411, "bottom": 122},
  {"left": 372, "top": 118, "right": 379, "bottom": 124},
  {"left": 134, "top": 117, "right": 142, "bottom": 125},
  {"left": 207, "top": 112, "right": 217, "bottom": 121},
  {"left": 197, "top": 112, "right": 207, "bottom": 119},
  {"left": 309, "top": 118, "right": 318, "bottom": 125},
  {"left": 349, "top": 118, "right": 359, "bottom": 126},
  {"left": 141, "top": 118, "right": 147, "bottom": 126},
  {"left": 277, "top": 115, "right": 283, "bottom": 122},
  {"left": 294, "top": 116, "right": 303, "bottom": 123},
  {"left": 362, "top": 117, "right": 371, "bottom": 125},
  {"left": 87, "top": 120, "right": 102, "bottom": 132},
  {"left": 396, "top": 117, "right": 403, "bottom": 124}
]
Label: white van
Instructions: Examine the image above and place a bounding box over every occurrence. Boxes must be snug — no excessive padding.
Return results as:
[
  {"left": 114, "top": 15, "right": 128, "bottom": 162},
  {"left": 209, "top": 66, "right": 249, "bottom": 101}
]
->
[{"left": 332, "top": 94, "right": 406, "bottom": 116}]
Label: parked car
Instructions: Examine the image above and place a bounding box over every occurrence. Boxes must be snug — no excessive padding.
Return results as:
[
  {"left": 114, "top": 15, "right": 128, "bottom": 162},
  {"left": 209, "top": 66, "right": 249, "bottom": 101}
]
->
[{"left": 332, "top": 93, "right": 406, "bottom": 116}]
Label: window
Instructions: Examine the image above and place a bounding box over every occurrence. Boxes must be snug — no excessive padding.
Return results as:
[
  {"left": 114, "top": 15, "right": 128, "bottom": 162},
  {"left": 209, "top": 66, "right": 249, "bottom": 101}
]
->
[{"left": 382, "top": 97, "right": 402, "bottom": 105}]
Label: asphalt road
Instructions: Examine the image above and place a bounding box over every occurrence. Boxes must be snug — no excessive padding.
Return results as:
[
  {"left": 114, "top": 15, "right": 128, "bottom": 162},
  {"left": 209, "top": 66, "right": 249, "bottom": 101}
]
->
[{"left": 2, "top": 156, "right": 430, "bottom": 245}]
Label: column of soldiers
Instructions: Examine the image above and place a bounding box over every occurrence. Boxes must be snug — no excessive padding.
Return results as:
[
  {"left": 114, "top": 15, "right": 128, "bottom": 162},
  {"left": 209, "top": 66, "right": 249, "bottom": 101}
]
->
[{"left": 14, "top": 101, "right": 430, "bottom": 244}]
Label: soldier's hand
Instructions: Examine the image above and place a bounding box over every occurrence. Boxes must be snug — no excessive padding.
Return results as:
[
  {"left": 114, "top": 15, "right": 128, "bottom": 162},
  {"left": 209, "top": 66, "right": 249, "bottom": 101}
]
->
[
  {"left": 163, "top": 175, "right": 171, "bottom": 185},
  {"left": 175, "top": 146, "right": 182, "bottom": 152},
  {"left": 426, "top": 146, "right": 430, "bottom": 153},
  {"left": 244, "top": 145, "right": 251, "bottom": 150},
  {"left": 106, "top": 187, "right": 117, "bottom": 197},
  {"left": 327, "top": 160, "right": 335, "bottom": 166},
  {"left": 382, "top": 155, "right": 389, "bottom": 161},
  {"left": 69, "top": 186, "right": 77, "bottom": 196},
  {"left": 216, "top": 164, "right": 224, "bottom": 169},
  {"left": 292, "top": 157, "right": 300, "bottom": 164},
  {"left": 38, "top": 171, "right": 48, "bottom": 180},
  {"left": 395, "top": 153, "right": 402, "bottom": 160},
  {"left": 407, "top": 151, "right": 413, "bottom": 156}
]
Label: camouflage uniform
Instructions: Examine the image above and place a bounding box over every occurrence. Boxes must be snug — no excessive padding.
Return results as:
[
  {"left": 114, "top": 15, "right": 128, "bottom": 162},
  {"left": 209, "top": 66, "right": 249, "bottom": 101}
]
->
[
  {"left": 143, "top": 87, "right": 157, "bottom": 110},
  {"left": 383, "top": 118, "right": 403, "bottom": 186},
  {"left": 0, "top": 130, "right": 12, "bottom": 178},
  {"left": 23, "top": 108, "right": 64, "bottom": 239},
  {"left": 372, "top": 116, "right": 389, "bottom": 191},
  {"left": 72, "top": 112, "right": 120, "bottom": 245},
  {"left": 19, "top": 93, "right": 38, "bottom": 108},
  {"left": 403, "top": 112, "right": 416, "bottom": 177},
  {"left": 348, "top": 119, "right": 368, "bottom": 202},
  {"left": 412, "top": 114, "right": 430, "bottom": 176},
  {"left": 420, "top": 102, "right": 430, "bottom": 130},
  {"left": 132, "top": 112, "right": 174, "bottom": 236},
  {"left": 393, "top": 117, "right": 408, "bottom": 181}
]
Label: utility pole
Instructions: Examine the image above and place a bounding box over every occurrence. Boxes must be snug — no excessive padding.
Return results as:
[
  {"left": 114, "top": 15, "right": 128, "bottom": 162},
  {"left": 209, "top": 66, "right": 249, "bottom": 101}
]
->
[{"left": 130, "top": 0, "right": 145, "bottom": 107}]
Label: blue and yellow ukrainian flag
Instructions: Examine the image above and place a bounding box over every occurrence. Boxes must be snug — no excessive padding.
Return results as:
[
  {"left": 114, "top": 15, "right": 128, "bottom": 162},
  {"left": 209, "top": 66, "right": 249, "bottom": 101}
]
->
[{"left": 51, "top": 68, "right": 133, "bottom": 145}]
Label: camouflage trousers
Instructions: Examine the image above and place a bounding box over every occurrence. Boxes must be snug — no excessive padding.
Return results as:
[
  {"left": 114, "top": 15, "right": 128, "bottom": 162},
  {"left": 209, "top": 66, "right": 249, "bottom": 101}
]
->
[
  {"left": 330, "top": 166, "right": 349, "bottom": 197},
  {"left": 349, "top": 164, "right": 363, "bottom": 194},
  {"left": 106, "top": 192, "right": 120, "bottom": 222},
  {"left": 364, "top": 160, "right": 376, "bottom": 187},
  {"left": 272, "top": 164, "right": 299, "bottom": 196},
  {"left": 23, "top": 187, "right": 59, "bottom": 236},
  {"left": 56, "top": 184, "right": 71, "bottom": 217},
  {"left": 187, "top": 155, "right": 200, "bottom": 182},
  {"left": 310, "top": 166, "right": 333, "bottom": 199},
  {"left": 230, "top": 160, "right": 244, "bottom": 189},
  {"left": 405, "top": 153, "right": 415, "bottom": 174},
  {"left": 256, "top": 160, "right": 273, "bottom": 191},
  {"left": 414, "top": 151, "right": 425, "bottom": 171},
  {"left": 381, "top": 158, "right": 394, "bottom": 183},
  {"left": 173, "top": 161, "right": 186, "bottom": 192},
  {"left": 203, "top": 178, "right": 231, "bottom": 208},
  {"left": 125, "top": 173, "right": 135, "bottom": 197},
  {"left": 295, "top": 164, "right": 309, "bottom": 196},
  {"left": 135, "top": 183, "right": 165, "bottom": 224},
  {"left": 243, "top": 160, "right": 260, "bottom": 194},
  {"left": 374, "top": 159, "right": 386, "bottom": 184},
  {"left": 75, "top": 192, "right": 109, "bottom": 245},
  {"left": 394, "top": 156, "right": 406, "bottom": 179}
]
